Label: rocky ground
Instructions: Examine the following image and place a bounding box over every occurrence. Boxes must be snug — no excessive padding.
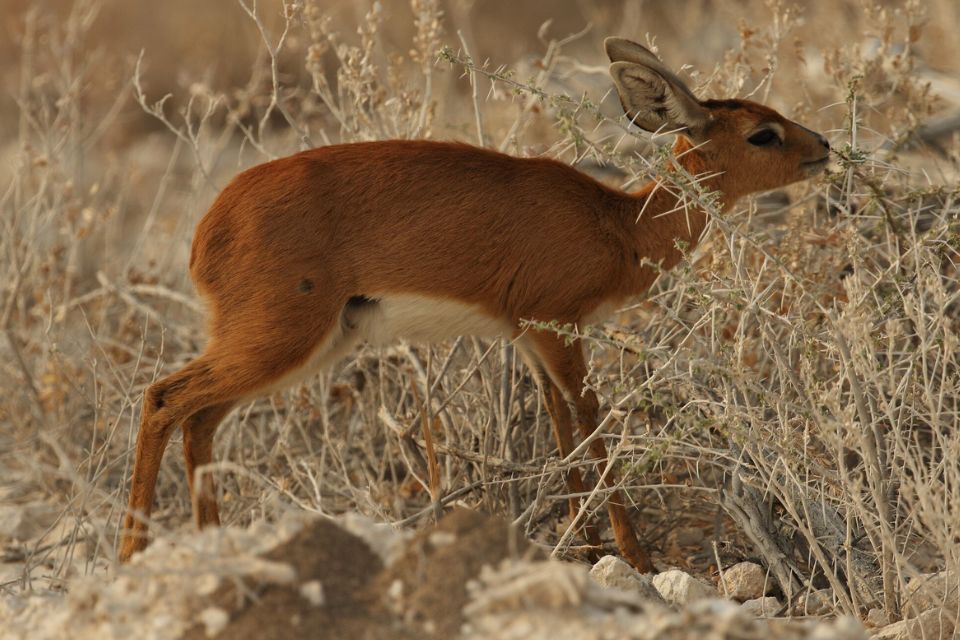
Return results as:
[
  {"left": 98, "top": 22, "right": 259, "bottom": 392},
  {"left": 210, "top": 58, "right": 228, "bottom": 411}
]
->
[{"left": 6, "top": 507, "right": 944, "bottom": 640}]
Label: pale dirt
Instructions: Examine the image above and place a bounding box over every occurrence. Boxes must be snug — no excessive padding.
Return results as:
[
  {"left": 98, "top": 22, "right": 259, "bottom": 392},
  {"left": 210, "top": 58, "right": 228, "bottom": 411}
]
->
[{"left": 0, "top": 507, "right": 870, "bottom": 640}]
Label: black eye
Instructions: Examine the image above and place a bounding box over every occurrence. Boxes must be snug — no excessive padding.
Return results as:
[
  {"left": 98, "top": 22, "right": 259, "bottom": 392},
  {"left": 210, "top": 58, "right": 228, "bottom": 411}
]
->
[{"left": 748, "top": 129, "right": 781, "bottom": 147}]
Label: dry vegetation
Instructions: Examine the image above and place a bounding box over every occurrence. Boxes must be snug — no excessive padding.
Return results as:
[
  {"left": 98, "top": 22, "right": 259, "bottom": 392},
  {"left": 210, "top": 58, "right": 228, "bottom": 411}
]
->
[{"left": 1, "top": 0, "right": 959, "bottom": 637}]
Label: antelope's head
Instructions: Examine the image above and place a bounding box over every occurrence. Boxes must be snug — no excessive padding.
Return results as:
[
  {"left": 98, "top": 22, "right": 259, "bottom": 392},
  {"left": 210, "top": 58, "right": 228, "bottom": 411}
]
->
[{"left": 606, "top": 37, "right": 830, "bottom": 202}]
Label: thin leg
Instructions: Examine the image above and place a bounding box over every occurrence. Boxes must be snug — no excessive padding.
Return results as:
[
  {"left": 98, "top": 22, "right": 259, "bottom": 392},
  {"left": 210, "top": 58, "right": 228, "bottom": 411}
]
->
[
  {"left": 182, "top": 402, "right": 235, "bottom": 528},
  {"left": 571, "top": 388, "right": 654, "bottom": 573},
  {"left": 120, "top": 409, "right": 176, "bottom": 560},
  {"left": 526, "top": 331, "right": 655, "bottom": 573},
  {"left": 542, "top": 381, "right": 603, "bottom": 554},
  {"left": 120, "top": 358, "right": 217, "bottom": 562},
  {"left": 119, "top": 307, "right": 342, "bottom": 562},
  {"left": 117, "top": 263, "right": 358, "bottom": 563}
]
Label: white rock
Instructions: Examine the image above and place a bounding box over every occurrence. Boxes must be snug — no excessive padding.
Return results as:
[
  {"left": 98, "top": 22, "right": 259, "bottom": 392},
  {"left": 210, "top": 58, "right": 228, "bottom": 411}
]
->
[
  {"left": 299, "top": 580, "right": 325, "bottom": 606},
  {"left": 651, "top": 569, "right": 717, "bottom": 605},
  {"left": 720, "top": 562, "right": 769, "bottom": 601},
  {"left": 199, "top": 607, "right": 229, "bottom": 637},
  {"left": 588, "top": 555, "right": 639, "bottom": 589},
  {"left": 589, "top": 555, "right": 663, "bottom": 603},
  {"left": 740, "top": 596, "right": 782, "bottom": 617},
  {"left": 872, "top": 608, "right": 957, "bottom": 640}
]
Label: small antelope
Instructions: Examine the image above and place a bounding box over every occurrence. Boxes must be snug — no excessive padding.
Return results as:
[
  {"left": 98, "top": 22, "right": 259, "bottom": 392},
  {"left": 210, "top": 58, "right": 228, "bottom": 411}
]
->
[{"left": 120, "top": 38, "right": 829, "bottom": 570}]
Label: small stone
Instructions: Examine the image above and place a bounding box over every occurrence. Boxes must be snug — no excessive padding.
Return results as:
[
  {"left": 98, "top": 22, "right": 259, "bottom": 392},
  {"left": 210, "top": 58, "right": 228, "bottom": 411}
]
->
[
  {"left": 720, "top": 562, "right": 768, "bottom": 601},
  {"left": 589, "top": 555, "right": 663, "bottom": 603},
  {"left": 199, "top": 607, "right": 229, "bottom": 637},
  {"left": 428, "top": 531, "right": 457, "bottom": 547},
  {"left": 299, "top": 580, "right": 325, "bottom": 606},
  {"left": 388, "top": 578, "right": 403, "bottom": 596},
  {"left": 651, "top": 569, "right": 716, "bottom": 606},
  {"left": 740, "top": 596, "right": 781, "bottom": 617}
]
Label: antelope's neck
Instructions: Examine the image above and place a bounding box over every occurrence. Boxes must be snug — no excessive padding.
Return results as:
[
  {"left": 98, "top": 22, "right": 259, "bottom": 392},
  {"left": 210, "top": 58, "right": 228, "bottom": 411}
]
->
[{"left": 616, "top": 136, "right": 723, "bottom": 292}]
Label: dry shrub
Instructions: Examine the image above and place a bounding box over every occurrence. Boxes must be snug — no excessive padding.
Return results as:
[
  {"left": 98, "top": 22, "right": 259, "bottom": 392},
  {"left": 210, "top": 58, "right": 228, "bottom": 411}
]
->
[{"left": 1, "top": 0, "right": 958, "bottom": 627}]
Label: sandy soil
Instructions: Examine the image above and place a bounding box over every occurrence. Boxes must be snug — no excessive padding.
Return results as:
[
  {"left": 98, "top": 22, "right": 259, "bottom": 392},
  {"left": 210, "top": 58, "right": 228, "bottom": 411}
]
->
[{"left": 0, "top": 508, "right": 869, "bottom": 640}]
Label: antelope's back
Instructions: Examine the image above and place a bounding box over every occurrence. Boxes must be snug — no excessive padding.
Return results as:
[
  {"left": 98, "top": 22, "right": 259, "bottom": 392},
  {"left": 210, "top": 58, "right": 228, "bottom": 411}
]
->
[{"left": 189, "top": 140, "right": 625, "bottom": 310}]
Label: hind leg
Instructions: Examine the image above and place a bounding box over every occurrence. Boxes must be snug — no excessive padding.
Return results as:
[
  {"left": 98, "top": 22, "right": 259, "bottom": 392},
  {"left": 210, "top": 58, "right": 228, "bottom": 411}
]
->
[
  {"left": 120, "top": 357, "right": 222, "bottom": 562},
  {"left": 119, "top": 307, "right": 349, "bottom": 562},
  {"left": 183, "top": 402, "right": 236, "bottom": 529}
]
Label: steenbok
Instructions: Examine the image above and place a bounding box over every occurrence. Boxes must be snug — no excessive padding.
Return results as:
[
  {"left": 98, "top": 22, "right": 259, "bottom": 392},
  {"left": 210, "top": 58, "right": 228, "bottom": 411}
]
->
[{"left": 120, "top": 37, "right": 830, "bottom": 571}]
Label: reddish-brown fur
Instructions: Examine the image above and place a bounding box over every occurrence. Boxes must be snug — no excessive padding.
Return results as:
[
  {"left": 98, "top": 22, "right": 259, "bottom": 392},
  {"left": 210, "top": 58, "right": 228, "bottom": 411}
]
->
[{"left": 120, "top": 38, "right": 830, "bottom": 571}]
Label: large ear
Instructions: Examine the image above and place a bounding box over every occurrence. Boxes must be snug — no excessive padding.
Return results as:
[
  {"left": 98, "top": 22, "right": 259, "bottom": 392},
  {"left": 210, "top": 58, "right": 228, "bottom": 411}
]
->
[{"left": 604, "top": 37, "right": 710, "bottom": 138}]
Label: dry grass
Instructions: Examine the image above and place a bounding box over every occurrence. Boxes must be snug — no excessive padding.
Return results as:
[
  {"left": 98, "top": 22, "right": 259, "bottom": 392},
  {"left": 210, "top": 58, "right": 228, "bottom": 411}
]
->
[{"left": 1, "top": 0, "right": 959, "bottom": 629}]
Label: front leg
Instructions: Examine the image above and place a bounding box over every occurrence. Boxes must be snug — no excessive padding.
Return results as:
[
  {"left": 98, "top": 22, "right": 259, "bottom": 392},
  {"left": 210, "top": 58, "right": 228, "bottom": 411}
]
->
[
  {"left": 541, "top": 379, "right": 604, "bottom": 558},
  {"left": 523, "top": 330, "right": 655, "bottom": 573}
]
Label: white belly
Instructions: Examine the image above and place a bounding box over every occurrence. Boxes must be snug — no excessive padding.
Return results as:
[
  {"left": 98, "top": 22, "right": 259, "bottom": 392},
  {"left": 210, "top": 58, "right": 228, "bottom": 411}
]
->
[
  {"left": 354, "top": 294, "right": 512, "bottom": 345},
  {"left": 251, "top": 294, "right": 510, "bottom": 397}
]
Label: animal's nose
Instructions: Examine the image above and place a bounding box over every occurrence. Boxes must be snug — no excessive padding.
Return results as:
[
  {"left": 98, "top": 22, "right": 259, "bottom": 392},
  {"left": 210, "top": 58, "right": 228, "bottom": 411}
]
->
[{"left": 817, "top": 133, "right": 830, "bottom": 151}]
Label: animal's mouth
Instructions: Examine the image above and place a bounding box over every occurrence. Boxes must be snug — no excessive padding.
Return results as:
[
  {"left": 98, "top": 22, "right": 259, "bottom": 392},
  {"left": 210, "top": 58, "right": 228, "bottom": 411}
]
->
[{"left": 801, "top": 156, "right": 830, "bottom": 175}]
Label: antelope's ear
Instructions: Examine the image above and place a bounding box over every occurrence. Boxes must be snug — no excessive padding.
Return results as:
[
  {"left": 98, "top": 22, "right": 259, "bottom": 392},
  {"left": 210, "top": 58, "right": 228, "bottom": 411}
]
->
[{"left": 605, "top": 37, "right": 710, "bottom": 138}]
